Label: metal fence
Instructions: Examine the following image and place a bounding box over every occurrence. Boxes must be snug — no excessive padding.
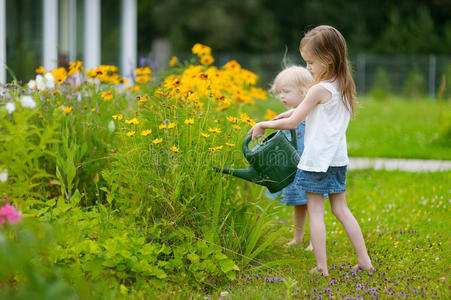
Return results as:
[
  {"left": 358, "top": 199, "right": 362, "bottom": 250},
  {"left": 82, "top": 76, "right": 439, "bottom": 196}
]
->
[{"left": 173, "top": 52, "right": 451, "bottom": 99}]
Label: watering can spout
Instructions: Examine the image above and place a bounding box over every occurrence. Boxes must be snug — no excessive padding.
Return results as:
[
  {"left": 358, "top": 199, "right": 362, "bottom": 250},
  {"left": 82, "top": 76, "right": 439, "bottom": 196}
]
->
[{"left": 213, "top": 167, "right": 262, "bottom": 183}]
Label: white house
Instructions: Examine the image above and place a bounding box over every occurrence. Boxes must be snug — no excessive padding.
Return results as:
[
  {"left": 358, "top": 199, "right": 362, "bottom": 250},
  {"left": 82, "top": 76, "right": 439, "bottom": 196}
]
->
[{"left": 0, "top": 0, "right": 137, "bottom": 84}]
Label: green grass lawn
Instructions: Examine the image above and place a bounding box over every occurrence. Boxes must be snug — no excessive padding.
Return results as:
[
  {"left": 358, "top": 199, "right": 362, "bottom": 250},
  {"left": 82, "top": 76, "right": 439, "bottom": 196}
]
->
[
  {"left": 187, "top": 170, "right": 450, "bottom": 299},
  {"left": 252, "top": 97, "right": 451, "bottom": 160}
]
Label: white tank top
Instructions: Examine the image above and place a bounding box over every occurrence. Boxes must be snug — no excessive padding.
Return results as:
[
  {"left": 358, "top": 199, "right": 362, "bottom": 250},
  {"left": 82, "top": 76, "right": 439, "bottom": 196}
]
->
[{"left": 297, "top": 81, "right": 350, "bottom": 172}]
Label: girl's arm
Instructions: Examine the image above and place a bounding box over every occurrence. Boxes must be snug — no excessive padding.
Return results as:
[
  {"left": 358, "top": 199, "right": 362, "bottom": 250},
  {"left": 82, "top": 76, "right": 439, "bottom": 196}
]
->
[{"left": 248, "top": 85, "right": 328, "bottom": 140}]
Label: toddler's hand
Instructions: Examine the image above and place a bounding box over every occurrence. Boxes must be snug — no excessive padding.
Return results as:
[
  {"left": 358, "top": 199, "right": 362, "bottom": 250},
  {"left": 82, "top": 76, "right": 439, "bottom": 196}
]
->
[{"left": 248, "top": 123, "right": 266, "bottom": 141}]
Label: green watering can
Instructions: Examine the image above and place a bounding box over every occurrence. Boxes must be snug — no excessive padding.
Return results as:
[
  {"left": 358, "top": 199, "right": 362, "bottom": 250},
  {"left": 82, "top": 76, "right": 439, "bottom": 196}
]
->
[{"left": 214, "top": 130, "right": 300, "bottom": 193}]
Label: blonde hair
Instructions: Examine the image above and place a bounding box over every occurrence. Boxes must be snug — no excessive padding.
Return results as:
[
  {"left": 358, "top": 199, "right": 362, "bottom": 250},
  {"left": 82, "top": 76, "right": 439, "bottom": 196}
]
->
[
  {"left": 270, "top": 66, "right": 313, "bottom": 95},
  {"left": 299, "top": 25, "right": 356, "bottom": 113}
]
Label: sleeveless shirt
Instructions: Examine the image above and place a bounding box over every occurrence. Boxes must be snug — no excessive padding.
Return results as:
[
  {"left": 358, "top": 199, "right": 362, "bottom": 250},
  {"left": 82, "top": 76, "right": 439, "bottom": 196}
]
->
[{"left": 297, "top": 81, "right": 350, "bottom": 172}]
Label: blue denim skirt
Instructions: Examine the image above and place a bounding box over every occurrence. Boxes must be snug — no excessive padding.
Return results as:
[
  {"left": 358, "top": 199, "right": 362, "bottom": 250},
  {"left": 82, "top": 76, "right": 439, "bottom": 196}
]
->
[
  {"left": 266, "top": 178, "right": 308, "bottom": 206},
  {"left": 295, "top": 166, "right": 347, "bottom": 194}
]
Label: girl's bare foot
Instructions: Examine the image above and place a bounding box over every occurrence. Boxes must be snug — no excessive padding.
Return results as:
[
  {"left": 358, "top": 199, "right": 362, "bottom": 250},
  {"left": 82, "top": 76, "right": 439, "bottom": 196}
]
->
[
  {"left": 309, "top": 266, "right": 328, "bottom": 276},
  {"left": 352, "top": 264, "right": 375, "bottom": 271},
  {"left": 305, "top": 242, "right": 313, "bottom": 251},
  {"left": 284, "top": 239, "right": 302, "bottom": 248}
]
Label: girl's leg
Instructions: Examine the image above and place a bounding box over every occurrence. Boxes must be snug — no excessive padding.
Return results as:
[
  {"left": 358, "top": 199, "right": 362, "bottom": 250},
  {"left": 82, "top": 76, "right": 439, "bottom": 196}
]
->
[
  {"left": 306, "top": 192, "right": 328, "bottom": 275},
  {"left": 329, "top": 192, "right": 374, "bottom": 270},
  {"left": 285, "top": 205, "right": 307, "bottom": 247}
]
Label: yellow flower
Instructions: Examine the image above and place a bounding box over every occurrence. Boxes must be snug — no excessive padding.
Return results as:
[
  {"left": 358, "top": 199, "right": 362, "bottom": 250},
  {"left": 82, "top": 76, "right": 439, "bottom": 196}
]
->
[
  {"left": 124, "top": 85, "right": 141, "bottom": 92},
  {"left": 264, "top": 109, "right": 277, "bottom": 120},
  {"left": 152, "top": 138, "right": 163, "bottom": 144},
  {"left": 239, "top": 113, "right": 256, "bottom": 126},
  {"left": 63, "top": 106, "right": 73, "bottom": 115},
  {"left": 170, "top": 146, "right": 179, "bottom": 153},
  {"left": 51, "top": 67, "right": 68, "bottom": 84},
  {"left": 35, "top": 66, "right": 47, "bottom": 74},
  {"left": 126, "top": 131, "right": 136, "bottom": 137},
  {"left": 208, "top": 127, "right": 221, "bottom": 134},
  {"left": 208, "top": 146, "right": 223, "bottom": 152},
  {"left": 135, "top": 67, "right": 152, "bottom": 75},
  {"left": 68, "top": 61, "right": 83, "bottom": 76},
  {"left": 140, "top": 129, "right": 152, "bottom": 136},
  {"left": 225, "top": 142, "right": 235, "bottom": 147},
  {"left": 201, "top": 132, "right": 210, "bottom": 138},
  {"left": 226, "top": 116, "right": 238, "bottom": 124},
  {"left": 169, "top": 56, "right": 178, "bottom": 67},
  {"left": 52, "top": 88, "right": 60, "bottom": 95},
  {"left": 135, "top": 75, "right": 151, "bottom": 84},
  {"left": 159, "top": 124, "right": 167, "bottom": 130},
  {"left": 125, "top": 118, "right": 139, "bottom": 125},
  {"left": 192, "top": 43, "right": 211, "bottom": 56},
  {"left": 101, "top": 90, "right": 114, "bottom": 101},
  {"left": 167, "top": 122, "right": 176, "bottom": 129},
  {"left": 112, "top": 114, "right": 123, "bottom": 120},
  {"left": 232, "top": 124, "right": 241, "bottom": 130},
  {"left": 200, "top": 55, "right": 214, "bottom": 65},
  {"left": 184, "top": 118, "right": 194, "bottom": 125}
]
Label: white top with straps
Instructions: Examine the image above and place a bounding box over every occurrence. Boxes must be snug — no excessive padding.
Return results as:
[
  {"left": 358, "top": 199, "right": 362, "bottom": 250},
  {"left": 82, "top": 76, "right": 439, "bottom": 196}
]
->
[{"left": 297, "top": 81, "right": 350, "bottom": 172}]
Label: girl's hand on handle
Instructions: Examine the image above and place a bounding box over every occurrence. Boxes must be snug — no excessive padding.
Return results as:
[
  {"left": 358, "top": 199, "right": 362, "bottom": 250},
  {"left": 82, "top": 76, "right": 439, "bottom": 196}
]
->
[
  {"left": 248, "top": 122, "right": 266, "bottom": 141},
  {"left": 273, "top": 109, "right": 295, "bottom": 120}
]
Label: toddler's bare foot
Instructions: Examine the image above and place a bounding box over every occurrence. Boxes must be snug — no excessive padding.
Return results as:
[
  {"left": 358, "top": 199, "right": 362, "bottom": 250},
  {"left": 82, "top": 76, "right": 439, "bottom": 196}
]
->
[
  {"left": 309, "top": 266, "right": 328, "bottom": 276},
  {"left": 283, "top": 239, "right": 302, "bottom": 248},
  {"left": 305, "top": 242, "right": 313, "bottom": 251}
]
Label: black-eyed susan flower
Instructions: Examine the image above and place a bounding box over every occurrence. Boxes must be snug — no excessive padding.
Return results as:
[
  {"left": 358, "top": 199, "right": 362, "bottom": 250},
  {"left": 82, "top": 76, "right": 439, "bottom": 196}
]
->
[
  {"left": 140, "top": 129, "right": 152, "bottom": 136},
  {"left": 225, "top": 142, "right": 235, "bottom": 147},
  {"left": 264, "top": 109, "right": 277, "bottom": 120},
  {"left": 112, "top": 114, "right": 123, "bottom": 120},
  {"left": 35, "top": 66, "right": 47, "bottom": 74},
  {"left": 201, "top": 133, "right": 210, "bottom": 138},
  {"left": 135, "top": 67, "right": 151, "bottom": 75},
  {"left": 208, "top": 146, "right": 223, "bottom": 152},
  {"left": 232, "top": 124, "right": 241, "bottom": 130},
  {"left": 51, "top": 67, "right": 68, "bottom": 84},
  {"left": 239, "top": 113, "right": 256, "bottom": 126},
  {"left": 200, "top": 55, "right": 214, "bottom": 65},
  {"left": 63, "top": 106, "right": 73, "bottom": 115},
  {"left": 184, "top": 118, "right": 194, "bottom": 125},
  {"left": 125, "top": 118, "right": 139, "bottom": 125},
  {"left": 208, "top": 127, "right": 221, "bottom": 134},
  {"left": 102, "top": 90, "right": 114, "bottom": 101},
  {"left": 167, "top": 122, "right": 176, "bottom": 129},
  {"left": 170, "top": 146, "right": 179, "bottom": 153},
  {"left": 226, "top": 116, "right": 238, "bottom": 124},
  {"left": 124, "top": 85, "right": 140, "bottom": 92},
  {"left": 126, "top": 131, "right": 136, "bottom": 137},
  {"left": 68, "top": 61, "right": 83, "bottom": 76},
  {"left": 152, "top": 138, "right": 163, "bottom": 144},
  {"left": 169, "top": 56, "right": 178, "bottom": 67},
  {"left": 135, "top": 75, "right": 151, "bottom": 84},
  {"left": 159, "top": 124, "right": 167, "bottom": 130}
]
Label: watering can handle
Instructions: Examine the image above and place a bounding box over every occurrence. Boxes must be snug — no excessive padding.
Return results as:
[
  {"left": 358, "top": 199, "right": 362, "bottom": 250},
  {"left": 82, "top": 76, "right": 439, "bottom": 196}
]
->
[
  {"left": 289, "top": 129, "right": 297, "bottom": 150},
  {"left": 243, "top": 134, "right": 253, "bottom": 157}
]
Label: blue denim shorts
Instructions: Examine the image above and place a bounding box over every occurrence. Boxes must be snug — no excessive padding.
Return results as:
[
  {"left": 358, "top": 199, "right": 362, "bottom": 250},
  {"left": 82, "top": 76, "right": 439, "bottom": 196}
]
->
[{"left": 295, "top": 166, "right": 347, "bottom": 194}]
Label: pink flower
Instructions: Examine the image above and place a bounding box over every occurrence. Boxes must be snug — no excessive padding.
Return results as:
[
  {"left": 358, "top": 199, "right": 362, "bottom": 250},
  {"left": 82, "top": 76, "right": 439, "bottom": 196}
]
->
[{"left": 0, "top": 204, "right": 22, "bottom": 225}]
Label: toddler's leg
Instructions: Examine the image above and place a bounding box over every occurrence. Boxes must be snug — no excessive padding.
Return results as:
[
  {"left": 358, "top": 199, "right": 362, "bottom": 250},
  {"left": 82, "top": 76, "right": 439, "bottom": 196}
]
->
[
  {"left": 306, "top": 192, "right": 328, "bottom": 275},
  {"left": 285, "top": 205, "right": 307, "bottom": 247},
  {"left": 329, "top": 192, "right": 373, "bottom": 270}
]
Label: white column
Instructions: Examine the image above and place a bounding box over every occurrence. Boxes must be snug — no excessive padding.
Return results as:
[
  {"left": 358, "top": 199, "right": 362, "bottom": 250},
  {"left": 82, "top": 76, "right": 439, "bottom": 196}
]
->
[
  {"left": 69, "top": 0, "right": 77, "bottom": 62},
  {"left": 84, "top": 0, "right": 101, "bottom": 69},
  {"left": 0, "top": 0, "right": 5, "bottom": 84},
  {"left": 120, "top": 0, "right": 137, "bottom": 78},
  {"left": 60, "top": 0, "right": 77, "bottom": 62},
  {"left": 43, "top": 0, "right": 58, "bottom": 70}
]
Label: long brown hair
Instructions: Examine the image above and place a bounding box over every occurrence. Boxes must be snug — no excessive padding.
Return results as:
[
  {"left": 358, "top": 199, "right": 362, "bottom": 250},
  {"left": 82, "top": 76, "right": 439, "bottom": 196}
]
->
[{"left": 299, "top": 25, "right": 356, "bottom": 113}]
